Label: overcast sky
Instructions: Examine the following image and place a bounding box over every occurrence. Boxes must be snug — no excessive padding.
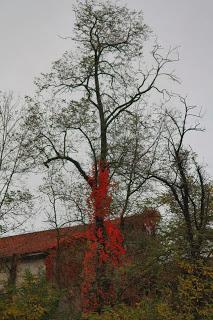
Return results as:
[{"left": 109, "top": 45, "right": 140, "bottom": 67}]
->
[{"left": 0, "top": 0, "right": 213, "bottom": 173}]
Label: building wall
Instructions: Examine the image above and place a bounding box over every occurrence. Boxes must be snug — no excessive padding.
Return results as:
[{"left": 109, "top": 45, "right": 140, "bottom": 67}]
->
[
  {"left": 0, "top": 255, "right": 46, "bottom": 289},
  {"left": 16, "top": 257, "right": 45, "bottom": 285},
  {"left": 0, "top": 264, "right": 9, "bottom": 290}
]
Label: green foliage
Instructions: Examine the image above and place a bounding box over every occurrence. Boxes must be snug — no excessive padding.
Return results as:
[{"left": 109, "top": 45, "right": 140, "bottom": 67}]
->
[
  {"left": 83, "top": 300, "right": 193, "bottom": 320},
  {"left": 83, "top": 257, "right": 213, "bottom": 320},
  {"left": 0, "top": 271, "right": 61, "bottom": 320},
  {"left": 175, "top": 260, "right": 213, "bottom": 319},
  {"left": 84, "top": 301, "right": 159, "bottom": 320}
]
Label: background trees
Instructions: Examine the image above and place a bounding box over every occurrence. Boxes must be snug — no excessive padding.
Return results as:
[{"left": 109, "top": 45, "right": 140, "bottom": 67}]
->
[
  {"left": 151, "top": 97, "right": 213, "bottom": 259},
  {"left": 0, "top": 91, "right": 32, "bottom": 235}
]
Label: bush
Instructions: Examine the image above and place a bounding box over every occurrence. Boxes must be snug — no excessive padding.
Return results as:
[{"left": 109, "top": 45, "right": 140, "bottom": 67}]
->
[
  {"left": 84, "top": 260, "right": 213, "bottom": 320},
  {"left": 0, "top": 270, "right": 61, "bottom": 320},
  {"left": 83, "top": 300, "right": 159, "bottom": 320}
]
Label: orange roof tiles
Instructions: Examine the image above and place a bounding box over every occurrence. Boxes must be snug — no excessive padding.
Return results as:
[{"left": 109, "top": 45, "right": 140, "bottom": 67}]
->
[
  {"left": 0, "top": 226, "right": 82, "bottom": 258},
  {"left": 0, "top": 213, "right": 159, "bottom": 258}
]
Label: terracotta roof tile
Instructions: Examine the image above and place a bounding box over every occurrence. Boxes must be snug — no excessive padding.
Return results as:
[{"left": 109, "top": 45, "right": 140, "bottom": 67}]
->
[
  {"left": 0, "top": 213, "right": 159, "bottom": 258},
  {"left": 0, "top": 225, "right": 84, "bottom": 258}
]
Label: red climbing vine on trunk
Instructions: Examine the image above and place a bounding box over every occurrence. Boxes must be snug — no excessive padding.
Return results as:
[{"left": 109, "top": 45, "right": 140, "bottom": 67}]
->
[
  {"left": 45, "top": 161, "right": 126, "bottom": 314},
  {"left": 81, "top": 161, "right": 125, "bottom": 313}
]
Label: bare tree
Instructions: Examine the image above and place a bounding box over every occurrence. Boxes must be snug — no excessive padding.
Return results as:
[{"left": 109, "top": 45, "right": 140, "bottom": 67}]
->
[
  {"left": 150, "top": 96, "right": 212, "bottom": 259},
  {"left": 108, "top": 107, "right": 163, "bottom": 227},
  {"left": 0, "top": 91, "right": 32, "bottom": 235},
  {"left": 24, "top": 0, "right": 177, "bottom": 222},
  {"left": 40, "top": 166, "right": 87, "bottom": 229}
]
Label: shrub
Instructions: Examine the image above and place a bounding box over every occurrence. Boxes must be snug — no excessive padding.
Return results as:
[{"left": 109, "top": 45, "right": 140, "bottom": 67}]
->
[{"left": 0, "top": 270, "right": 61, "bottom": 320}]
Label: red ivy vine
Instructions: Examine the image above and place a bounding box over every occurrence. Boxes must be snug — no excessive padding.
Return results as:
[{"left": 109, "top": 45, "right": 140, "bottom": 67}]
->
[
  {"left": 81, "top": 161, "right": 126, "bottom": 313},
  {"left": 45, "top": 161, "right": 126, "bottom": 313}
]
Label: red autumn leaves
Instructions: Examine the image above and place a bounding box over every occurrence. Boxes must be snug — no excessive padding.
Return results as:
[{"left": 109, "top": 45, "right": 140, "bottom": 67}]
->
[
  {"left": 45, "top": 162, "right": 161, "bottom": 313},
  {"left": 81, "top": 161, "right": 126, "bottom": 312},
  {"left": 45, "top": 161, "right": 125, "bottom": 312}
]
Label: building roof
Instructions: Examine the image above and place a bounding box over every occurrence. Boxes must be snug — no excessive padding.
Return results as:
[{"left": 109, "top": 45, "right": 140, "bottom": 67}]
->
[
  {"left": 0, "top": 211, "right": 160, "bottom": 258},
  {"left": 0, "top": 225, "right": 84, "bottom": 258}
]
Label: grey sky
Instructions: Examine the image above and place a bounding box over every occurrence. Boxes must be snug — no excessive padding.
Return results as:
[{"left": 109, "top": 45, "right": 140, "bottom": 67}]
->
[{"left": 0, "top": 0, "right": 213, "bottom": 173}]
